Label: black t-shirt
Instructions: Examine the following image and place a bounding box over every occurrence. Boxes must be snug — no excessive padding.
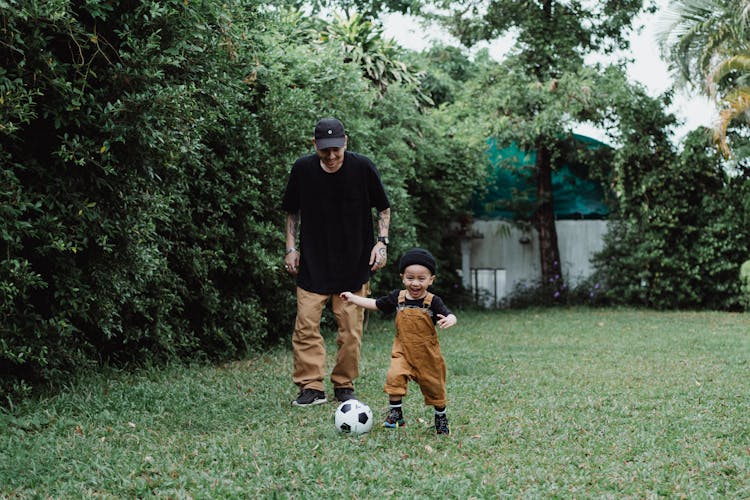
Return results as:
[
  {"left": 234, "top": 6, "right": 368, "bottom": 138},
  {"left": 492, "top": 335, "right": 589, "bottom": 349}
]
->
[
  {"left": 375, "top": 290, "right": 453, "bottom": 325},
  {"left": 281, "top": 151, "right": 390, "bottom": 294}
]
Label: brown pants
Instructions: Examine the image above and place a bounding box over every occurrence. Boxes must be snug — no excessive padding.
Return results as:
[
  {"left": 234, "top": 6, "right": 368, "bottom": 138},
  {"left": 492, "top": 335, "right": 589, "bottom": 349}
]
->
[
  {"left": 292, "top": 284, "right": 367, "bottom": 392},
  {"left": 384, "top": 293, "right": 447, "bottom": 407}
]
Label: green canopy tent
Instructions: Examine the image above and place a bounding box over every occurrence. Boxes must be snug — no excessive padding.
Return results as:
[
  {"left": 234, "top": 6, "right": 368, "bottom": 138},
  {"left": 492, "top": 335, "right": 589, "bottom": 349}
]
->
[{"left": 472, "top": 134, "right": 611, "bottom": 220}]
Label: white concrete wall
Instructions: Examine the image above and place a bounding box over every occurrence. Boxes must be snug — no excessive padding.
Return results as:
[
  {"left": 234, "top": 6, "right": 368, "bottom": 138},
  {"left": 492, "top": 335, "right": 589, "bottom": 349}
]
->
[{"left": 464, "top": 219, "right": 608, "bottom": 303}]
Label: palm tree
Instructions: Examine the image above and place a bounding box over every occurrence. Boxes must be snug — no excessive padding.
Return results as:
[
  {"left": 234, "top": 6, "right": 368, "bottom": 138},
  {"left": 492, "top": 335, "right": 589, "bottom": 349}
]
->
[
  {"left": 658, "top": 0, "right": 750, "bottom": 155},
  {"left": 711, "top": 55, "right": 750, "bottom": 155},
  {"left": 321, "top": 13, "right": 433, "bottom": 105}
]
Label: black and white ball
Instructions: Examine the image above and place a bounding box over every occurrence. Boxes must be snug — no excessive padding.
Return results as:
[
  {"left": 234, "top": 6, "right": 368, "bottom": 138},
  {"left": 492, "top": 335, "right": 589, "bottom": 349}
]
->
[{"left": 334, "top": 399, "right": 373, "bottom": 435}]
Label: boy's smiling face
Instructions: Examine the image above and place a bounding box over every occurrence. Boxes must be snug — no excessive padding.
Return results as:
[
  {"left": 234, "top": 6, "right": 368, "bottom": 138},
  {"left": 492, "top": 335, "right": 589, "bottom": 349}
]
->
[{"left": 401, "top": 264, "right": 435, "bottom": 300}]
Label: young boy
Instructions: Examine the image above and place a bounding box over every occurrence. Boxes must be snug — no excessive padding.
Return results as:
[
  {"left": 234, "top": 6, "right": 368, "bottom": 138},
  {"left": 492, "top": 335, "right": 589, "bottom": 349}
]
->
[{"left": 340, "top": 248, "right": 457, "bottom": 435}]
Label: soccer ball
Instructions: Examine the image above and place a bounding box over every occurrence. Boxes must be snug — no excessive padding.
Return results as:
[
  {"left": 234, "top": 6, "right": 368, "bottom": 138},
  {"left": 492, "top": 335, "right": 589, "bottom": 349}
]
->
[{"left": 334, "top": 399, "right": 373, "bottom": 435}]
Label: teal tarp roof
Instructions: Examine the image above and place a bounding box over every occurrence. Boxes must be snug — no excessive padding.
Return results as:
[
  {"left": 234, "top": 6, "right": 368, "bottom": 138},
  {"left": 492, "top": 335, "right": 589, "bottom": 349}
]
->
[{"left": 472, "top": 134, "right": 611, "bottom": 220}]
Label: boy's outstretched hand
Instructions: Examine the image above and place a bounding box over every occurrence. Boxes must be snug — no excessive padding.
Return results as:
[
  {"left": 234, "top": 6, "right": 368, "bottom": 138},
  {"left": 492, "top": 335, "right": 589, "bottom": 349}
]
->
[
  {"left": 436, "top": 314, "right": 457, "bottom": 329},
  {"left": 339, "top": 291, "right": 378, "bottom": 311}
]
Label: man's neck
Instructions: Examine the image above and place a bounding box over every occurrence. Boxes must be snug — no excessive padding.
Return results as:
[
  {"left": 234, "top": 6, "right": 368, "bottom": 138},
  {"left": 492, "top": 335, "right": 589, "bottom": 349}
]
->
[{"left": 319, "top": 161, "right": 343, "bottom": 173}]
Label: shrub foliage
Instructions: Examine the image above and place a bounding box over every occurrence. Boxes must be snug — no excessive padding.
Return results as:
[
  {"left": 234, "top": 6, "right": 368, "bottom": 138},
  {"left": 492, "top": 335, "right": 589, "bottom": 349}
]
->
[
  {"left": 594, "top": 128, "right": 750, "bottom": 310},
  {"left": 1, "top": 1, "right": 486, "bottom": 397},
  {"left": 1, "top": 0, "right": 292, "bottom": 394}
]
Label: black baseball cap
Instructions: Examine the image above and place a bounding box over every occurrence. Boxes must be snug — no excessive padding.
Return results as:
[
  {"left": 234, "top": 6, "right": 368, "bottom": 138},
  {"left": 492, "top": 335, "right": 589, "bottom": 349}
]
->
[{"left": 314, "top": 118, "right": 346, "bottom": 149}]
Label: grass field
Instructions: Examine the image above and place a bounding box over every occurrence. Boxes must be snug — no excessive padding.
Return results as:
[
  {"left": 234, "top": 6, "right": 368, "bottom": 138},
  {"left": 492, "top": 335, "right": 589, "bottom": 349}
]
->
[{"left": 2, "top": 308, "right": 750, "bottom": 498}]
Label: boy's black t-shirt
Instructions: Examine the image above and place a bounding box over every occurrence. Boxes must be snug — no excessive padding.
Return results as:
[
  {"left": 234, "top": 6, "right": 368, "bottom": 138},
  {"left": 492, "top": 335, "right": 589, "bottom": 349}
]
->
[
  {"left": 281, "top": 151, "right": 390, "bottom": 294},
  {"left": 375, "top": 290, "right": 452, "bottom": 325}
]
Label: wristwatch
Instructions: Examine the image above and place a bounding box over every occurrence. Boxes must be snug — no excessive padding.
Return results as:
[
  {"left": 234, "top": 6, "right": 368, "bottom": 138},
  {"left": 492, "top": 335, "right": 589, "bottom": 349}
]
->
[{"left": 377, "top": 236, "right": 389, "bottom": 246}]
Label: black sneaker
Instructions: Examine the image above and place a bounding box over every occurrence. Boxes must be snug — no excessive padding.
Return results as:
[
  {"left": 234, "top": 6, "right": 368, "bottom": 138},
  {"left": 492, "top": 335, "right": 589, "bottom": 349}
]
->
[
  {"left": 334, "top": 387, "right": 356, "bottom": 402},
  {"left": 291, "top": 389, "right": 327, "bottom": 407},
  {"left": 383, "top": 407, "right": 405, "bottom": 428},
  {"left": 435, "top": 413, "right": 450, "bottom": 435}
]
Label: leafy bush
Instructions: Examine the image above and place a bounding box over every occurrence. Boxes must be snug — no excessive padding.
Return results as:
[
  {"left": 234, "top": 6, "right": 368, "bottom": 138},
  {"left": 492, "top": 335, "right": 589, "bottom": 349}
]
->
[
  {"left": 1, "top": 2, "right": 487, "bottom": 400},
  {"left": 594, "top": 128, "right": 750, "bottom": 310},
  {"left": 504, "top": 273, "right": 610, "bottom": 309},
  {"left": 740, "top": 261, "right": 750, "bottom": 311},
  {"left": 0, "top": 1, "right": 365, "bottom": 396}
]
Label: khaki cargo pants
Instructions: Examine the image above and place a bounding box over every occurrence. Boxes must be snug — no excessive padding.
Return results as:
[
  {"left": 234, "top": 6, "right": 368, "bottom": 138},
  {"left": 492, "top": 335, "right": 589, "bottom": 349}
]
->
[
  {"left": 292, "top": 284, "right": 367, "bottom": 392},
  {"left": 384, "top": 291, "right": 447, "bottom": 407}
]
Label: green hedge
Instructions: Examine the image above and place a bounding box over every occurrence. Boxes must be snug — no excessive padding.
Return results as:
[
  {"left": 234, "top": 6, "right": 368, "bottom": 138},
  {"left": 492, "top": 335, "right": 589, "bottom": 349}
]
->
[
  {"left": 1, "top": 1, "right": 487, "bottom": 399},
  {"left": 1, "top": 0, "right": 290, "bottom": 395},
  {"left": 594, "top": 128, "right": 750, "bottom": 310},
  {"left": 0, "top": 1, "right": 368, "bottom": 396}
]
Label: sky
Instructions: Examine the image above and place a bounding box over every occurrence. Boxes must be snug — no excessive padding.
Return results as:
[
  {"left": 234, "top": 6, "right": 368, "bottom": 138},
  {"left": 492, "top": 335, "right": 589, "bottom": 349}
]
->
[{"left": 381, "top": 1, "right": 717, "bottom": 144}]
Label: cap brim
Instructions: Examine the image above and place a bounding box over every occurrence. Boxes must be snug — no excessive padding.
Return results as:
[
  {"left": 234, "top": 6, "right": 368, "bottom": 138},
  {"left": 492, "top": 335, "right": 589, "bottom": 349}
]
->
[{"left": 316, "top": 137, "right": 346, "bottom": 149}]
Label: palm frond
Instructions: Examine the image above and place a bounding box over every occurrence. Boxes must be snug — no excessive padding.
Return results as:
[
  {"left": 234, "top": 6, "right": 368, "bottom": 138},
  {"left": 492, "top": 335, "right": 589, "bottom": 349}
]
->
[{"left": 714, "top": 86, "right": 750, "bottom": 157}]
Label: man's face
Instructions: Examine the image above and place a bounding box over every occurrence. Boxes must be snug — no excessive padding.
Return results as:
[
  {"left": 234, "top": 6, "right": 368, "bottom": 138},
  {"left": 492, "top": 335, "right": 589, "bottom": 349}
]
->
[{"left": 314, "top": 137, "right": 347, "bottom": 170}]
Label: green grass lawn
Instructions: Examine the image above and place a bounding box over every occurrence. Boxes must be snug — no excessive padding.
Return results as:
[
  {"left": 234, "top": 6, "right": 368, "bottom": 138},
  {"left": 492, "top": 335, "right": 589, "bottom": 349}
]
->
[{"left": 2, "top": 308, "right": 750, "bottom": 498}]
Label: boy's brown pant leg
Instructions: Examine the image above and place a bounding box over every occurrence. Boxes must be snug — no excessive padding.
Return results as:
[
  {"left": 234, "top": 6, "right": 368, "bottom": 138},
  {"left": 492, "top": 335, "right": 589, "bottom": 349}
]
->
[
  {"left": 384, "top": 336, "right": 411, "bottom": 398},
  {"left": 415, "top": 348, "right": 447, "bottom": 407}
]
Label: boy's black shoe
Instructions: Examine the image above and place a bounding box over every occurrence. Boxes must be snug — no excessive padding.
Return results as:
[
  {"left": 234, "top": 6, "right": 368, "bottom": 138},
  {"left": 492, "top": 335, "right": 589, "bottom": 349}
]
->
[
  {"left": 435, "top": 413, "right": 450, "bottom": 435},
  {"left": 334, "top": 387, "right": 356, "bottom": 402},
  {"left": 291, "top": 389, "right": 327, "bottom": 407},
  {"left": 383, "top": 407, "right": 405, "bottom": 428}
]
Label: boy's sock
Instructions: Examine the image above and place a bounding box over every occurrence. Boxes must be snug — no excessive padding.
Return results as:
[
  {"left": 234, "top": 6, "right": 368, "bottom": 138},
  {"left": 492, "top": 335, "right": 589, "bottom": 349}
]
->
[{"left": 434, "top": 406, "right": 449, "bottom": 435}]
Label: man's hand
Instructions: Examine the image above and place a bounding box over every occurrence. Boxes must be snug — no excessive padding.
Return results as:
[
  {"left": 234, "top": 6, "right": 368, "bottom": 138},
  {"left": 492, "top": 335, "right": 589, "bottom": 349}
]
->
[
  {"left": 369, "top": 242, "right": 387, "bottom": 271},
  {"left": 285, "top": 248, "right": 299, "bottom": 275}
]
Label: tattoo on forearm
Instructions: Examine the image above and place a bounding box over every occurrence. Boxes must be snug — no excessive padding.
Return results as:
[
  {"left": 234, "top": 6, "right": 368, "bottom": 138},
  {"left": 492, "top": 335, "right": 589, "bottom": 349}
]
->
[
  {"left": 286, "top": 213, "right": 299, "bottom": 243},
  {"left": 377, "top": 208, "right": 390, "bottom": 236}
]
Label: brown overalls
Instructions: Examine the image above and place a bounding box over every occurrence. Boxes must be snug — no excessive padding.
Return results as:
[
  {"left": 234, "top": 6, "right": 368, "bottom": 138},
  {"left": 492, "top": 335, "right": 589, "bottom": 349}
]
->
[{"left": 384, "top": 290, "right": 447, "bottom": 407}]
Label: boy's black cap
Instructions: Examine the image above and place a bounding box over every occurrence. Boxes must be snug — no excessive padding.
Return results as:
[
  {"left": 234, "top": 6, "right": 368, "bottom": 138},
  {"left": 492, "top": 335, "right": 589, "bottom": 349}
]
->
[
  {"left": 314, "top": 118, "right": 346, "bottom": 149},
  {"left": 399, "top": 248, "right": 436, "bottom": 274}
]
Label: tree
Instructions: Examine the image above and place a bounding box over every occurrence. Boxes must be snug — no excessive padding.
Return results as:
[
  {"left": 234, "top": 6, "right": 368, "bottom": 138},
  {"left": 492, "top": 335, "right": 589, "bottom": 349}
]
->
[
  {"left": 658, "top": 0, "right": 750, "bottom": 156},
  {"left": 408, "top": 44, "right": 477, "bottom": 106},
  {"left": 320, "top": 13, "right": 432, "bottom": 105},
  {"left": 0, "top": 0, "right": 486, "bottom": 398},
  {"left": 0, "top": 0, "right": 383, "bottom": 396},
  {"left": 296, "top": 0, "right": 422, "bottom": 18},
  {"left": 435, "top": 0, "right": 654, "bottom": 296}
]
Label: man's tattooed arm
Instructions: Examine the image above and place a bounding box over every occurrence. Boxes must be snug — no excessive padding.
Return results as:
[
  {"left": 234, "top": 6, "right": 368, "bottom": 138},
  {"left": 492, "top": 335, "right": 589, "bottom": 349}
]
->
[
  {"left": 285, "top": 212, "right": 299, "bottom": 251},
  {"left": 377, "top": 208, "right": 390, "bottom": 239}
]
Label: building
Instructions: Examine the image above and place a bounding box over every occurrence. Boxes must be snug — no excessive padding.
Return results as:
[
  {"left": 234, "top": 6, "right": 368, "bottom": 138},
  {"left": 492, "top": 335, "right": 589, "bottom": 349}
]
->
[{"left": 461, "top": 135, "right": 611, "bottom": 307}]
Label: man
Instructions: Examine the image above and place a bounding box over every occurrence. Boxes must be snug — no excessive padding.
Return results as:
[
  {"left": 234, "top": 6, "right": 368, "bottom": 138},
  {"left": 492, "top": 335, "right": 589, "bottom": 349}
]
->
[{"left": 282, "top": 117, "right": 391, "bottom": 406}]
